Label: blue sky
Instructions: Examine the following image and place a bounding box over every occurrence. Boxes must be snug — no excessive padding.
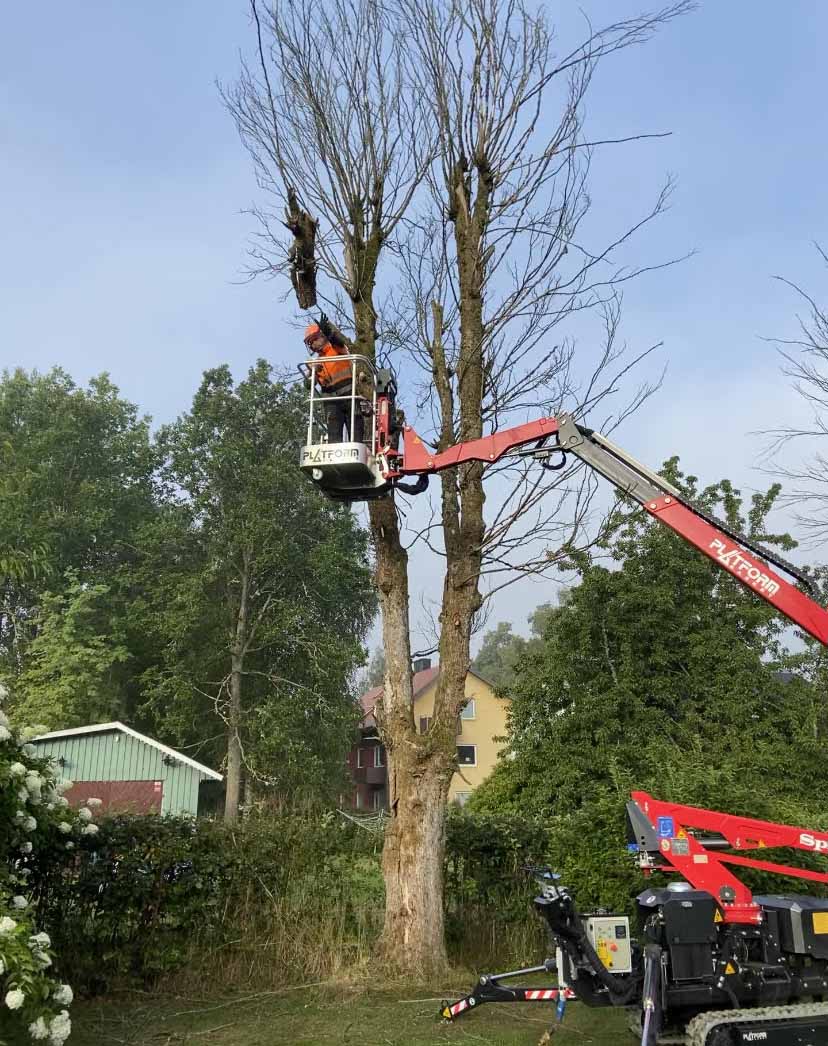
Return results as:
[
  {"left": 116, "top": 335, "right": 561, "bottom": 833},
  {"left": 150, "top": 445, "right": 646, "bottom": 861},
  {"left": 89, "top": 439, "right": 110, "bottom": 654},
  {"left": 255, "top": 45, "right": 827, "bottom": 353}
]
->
[{"left": 2, "top": 2, "right": 826, "bottom": 647}]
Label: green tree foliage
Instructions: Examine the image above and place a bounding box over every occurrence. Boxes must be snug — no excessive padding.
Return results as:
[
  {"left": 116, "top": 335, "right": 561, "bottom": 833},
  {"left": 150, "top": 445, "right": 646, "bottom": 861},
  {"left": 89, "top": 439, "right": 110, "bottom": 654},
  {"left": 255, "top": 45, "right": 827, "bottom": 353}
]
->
[
  {"left": 134, "top": 362, "right": 376, "bottom": 813},
  {"left": 362, "top": 647, "right": 386, "bottom": 689},
  {"left": 15, "top": 575, "right": 132, "bottom": 730},
  {"left": 472, "top": 605, "right": 556, "bottom": 689},
  {"left": 0, "top": 369, "right": 157, "bottom": 696},
  {"left": 473, "top": 463, "right": 828, "bottom": 908},
  {"left": 473, "top": 622, "right": 526, "bottom": 689}
]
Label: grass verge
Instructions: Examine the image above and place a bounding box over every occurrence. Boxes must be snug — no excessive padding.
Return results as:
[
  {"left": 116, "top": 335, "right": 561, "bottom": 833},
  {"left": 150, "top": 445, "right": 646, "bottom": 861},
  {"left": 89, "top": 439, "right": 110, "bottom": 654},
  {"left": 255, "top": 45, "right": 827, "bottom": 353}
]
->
[{"left": 70, "top": 984, "right": 632, "bottom": 1045}]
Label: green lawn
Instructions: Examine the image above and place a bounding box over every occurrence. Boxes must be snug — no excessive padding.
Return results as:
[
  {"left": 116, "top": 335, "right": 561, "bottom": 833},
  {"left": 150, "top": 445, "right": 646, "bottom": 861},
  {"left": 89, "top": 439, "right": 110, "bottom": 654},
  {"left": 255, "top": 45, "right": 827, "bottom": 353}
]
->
[{"left": 70, "top": 986, "right": 632, "bottom": 1045}]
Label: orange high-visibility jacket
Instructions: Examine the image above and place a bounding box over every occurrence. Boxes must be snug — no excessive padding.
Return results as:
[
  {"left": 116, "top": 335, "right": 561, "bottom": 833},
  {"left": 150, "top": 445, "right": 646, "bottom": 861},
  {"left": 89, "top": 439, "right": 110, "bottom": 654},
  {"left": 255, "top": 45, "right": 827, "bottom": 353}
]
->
[{"left": 314, "top": 342, "right": 352, "bottom": 389}]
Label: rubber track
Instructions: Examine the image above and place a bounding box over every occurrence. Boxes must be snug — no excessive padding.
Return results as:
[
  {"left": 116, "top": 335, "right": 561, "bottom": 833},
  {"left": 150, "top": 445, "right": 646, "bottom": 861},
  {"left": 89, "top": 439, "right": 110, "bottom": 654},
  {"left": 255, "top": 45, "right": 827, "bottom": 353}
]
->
[{"left": 685, "top": 1001, "right": 828, "bottom": 1045}]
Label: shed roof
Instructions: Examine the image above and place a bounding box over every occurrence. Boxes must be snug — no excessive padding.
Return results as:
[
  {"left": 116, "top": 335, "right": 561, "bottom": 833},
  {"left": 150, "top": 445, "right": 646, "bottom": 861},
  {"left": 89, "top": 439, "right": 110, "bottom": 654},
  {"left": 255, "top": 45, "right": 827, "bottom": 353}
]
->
[{"left": 32, "top": 722, "right": 222, "bottom": 781}]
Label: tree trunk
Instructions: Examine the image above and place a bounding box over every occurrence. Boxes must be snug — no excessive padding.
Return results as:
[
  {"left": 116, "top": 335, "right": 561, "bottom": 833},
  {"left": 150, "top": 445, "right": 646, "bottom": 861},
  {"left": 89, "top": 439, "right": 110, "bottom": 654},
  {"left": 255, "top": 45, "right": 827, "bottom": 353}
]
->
[
  {"left": 224, "top": 655, "right": 243, "bottom": 822},
  {"left": 224, "top": 559, "right": 251, "bottom": 822},
  {"left": 369, "top": 494, "right": 453, "bottom": 974},
  {"left": 284, "top": 187, "right": 318, "bottom": 310},
  {"left": 380, "top": 744, "right": 453, "bottom": 973}
]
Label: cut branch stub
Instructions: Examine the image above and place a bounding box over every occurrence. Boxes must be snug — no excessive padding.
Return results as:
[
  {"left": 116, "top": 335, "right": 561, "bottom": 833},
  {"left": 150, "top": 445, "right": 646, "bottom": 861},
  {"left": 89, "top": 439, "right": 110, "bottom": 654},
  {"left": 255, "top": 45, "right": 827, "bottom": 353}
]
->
[{"left": 283, "top": 187, "right": 318, "bottom": 310}]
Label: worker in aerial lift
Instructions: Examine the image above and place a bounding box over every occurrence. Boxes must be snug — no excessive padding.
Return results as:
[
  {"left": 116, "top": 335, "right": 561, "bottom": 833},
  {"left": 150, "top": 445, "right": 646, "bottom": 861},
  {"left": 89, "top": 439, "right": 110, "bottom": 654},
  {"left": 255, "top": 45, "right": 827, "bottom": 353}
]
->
[{"left": 303, "top": 321, "right": 364, "bottom": 444}]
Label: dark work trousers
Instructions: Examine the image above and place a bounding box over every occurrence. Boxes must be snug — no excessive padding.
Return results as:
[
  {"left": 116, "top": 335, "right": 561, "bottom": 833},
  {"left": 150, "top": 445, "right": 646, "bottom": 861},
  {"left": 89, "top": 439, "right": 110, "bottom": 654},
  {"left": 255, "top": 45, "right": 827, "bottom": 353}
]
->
[{"left": 322, "top": 384, "right": 364, "bottom": 443}]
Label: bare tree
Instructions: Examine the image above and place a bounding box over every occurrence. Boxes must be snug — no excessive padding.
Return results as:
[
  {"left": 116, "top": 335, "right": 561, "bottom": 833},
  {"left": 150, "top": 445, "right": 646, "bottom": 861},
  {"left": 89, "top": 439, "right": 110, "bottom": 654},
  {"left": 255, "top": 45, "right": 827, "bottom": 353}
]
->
[
  {"left": 227, "top": 0, "right": 688, "bottom": 975},
  {"left": 762, "top": 246, "right": 828, "bottom": 539}
]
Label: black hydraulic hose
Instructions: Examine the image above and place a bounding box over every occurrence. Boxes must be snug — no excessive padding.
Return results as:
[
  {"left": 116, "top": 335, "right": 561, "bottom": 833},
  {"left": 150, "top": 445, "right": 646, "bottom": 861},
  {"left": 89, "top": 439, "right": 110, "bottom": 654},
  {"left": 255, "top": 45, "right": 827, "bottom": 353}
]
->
[
  {"left": 395, "top": 474, "right": 429, "bottom": 495},
  {"left": 641, "top": 944, "right": 662, "bottom": 1046},
  {"left": 574, "top": 925, "right": 642, "bottom": 1004},
  {"left": 538, "top": 896, "right": 641, "bottom": 1004}
]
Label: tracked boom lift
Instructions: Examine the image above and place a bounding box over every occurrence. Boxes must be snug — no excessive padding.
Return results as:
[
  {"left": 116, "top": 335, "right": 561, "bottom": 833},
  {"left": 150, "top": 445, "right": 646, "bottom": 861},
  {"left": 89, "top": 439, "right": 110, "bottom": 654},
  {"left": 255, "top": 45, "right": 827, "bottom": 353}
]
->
[
  {"left": 299, "top": 368, "right": 828, "bottom": 1043},
  {"left": 444, "top": 796, "right": 828, "bottom": 1045}
]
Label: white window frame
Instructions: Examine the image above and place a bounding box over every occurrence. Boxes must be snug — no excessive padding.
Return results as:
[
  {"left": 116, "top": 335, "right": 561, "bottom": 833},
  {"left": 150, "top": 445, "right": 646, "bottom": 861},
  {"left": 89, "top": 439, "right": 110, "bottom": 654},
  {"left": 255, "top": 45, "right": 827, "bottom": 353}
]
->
[
  {"left": 457, "top": 744, "right": 477, "bottom": 767},
  {"left": 374, "top": 745, "right": 385, "bottom": 768},
  {"left": 419, "top": 716, "right": 432, "bottom": 735},
  {"left": 454, "top": 791, "right": 472, "bottom": 807},
  {"left": 357, "top": 748, "right": 365, "bottom": 768},
  {"left": 460, "top": 698, "right": 476, "bottom": 720}
]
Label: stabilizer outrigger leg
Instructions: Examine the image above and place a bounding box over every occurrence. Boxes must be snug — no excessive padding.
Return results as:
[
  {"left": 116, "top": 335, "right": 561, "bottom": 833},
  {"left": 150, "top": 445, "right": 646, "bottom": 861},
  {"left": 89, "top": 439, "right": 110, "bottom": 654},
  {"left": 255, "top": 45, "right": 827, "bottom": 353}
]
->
[{"left": 440, "top": 960, "right": 576, "bottom": 1022}]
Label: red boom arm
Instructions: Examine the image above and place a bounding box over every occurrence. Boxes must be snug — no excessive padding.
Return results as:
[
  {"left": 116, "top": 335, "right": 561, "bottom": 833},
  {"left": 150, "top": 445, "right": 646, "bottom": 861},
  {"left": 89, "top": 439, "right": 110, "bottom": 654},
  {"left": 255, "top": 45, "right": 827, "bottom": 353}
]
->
[{"left": 396, "top": 415, "right": 828, "bottom": 645}]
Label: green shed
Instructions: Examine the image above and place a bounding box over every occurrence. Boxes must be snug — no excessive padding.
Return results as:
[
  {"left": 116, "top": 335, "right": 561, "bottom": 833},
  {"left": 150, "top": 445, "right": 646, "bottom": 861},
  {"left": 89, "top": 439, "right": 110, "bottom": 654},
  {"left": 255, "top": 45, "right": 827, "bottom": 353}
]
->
[{"left": 32, "top": 721, "right": 222, "bottom": 816}]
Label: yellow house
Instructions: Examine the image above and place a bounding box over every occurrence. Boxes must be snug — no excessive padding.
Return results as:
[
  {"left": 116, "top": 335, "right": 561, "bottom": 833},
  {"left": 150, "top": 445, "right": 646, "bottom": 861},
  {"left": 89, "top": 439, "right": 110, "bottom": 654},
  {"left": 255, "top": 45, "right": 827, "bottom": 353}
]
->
[{"left": 353, "top": 659, "right": 508, "bottom": 807}]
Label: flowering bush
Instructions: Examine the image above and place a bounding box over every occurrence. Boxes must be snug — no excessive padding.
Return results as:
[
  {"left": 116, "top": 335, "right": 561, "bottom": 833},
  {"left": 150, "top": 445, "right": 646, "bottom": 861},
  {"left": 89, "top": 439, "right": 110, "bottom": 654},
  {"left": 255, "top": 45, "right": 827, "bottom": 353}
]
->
[{"left": 0, "top": 685, "right": 99, "bottom": 1044}]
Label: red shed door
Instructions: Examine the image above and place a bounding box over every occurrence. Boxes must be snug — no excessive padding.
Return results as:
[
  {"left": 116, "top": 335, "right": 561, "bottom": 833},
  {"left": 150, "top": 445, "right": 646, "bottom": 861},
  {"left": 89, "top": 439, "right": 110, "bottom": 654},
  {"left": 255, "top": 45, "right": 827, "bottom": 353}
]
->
[{"left": 64, "top": 780, "right": 163, "bottom": 814}]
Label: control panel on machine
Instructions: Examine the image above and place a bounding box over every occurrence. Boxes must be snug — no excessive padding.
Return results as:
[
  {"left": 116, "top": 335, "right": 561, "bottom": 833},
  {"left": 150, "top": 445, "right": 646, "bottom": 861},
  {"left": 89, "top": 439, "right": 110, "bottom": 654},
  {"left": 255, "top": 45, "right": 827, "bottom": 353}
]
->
[{"left": 583, "top": 915, "right": 632, "bottom": 973}]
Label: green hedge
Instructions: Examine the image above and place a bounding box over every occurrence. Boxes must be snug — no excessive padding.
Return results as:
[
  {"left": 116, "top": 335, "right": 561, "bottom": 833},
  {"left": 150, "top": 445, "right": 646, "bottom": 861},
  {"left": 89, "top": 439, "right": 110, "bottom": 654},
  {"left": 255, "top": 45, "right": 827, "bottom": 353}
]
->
[{"left": 27, "top": 808, "right": 549, "bottom": 993}]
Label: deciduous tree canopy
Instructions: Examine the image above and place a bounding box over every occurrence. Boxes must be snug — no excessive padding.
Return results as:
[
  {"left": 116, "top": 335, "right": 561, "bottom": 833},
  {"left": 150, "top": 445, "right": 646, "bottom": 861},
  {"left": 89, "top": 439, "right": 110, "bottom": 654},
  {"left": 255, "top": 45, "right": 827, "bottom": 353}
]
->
[
  {"left": 473, "top": 464, "right": 828, "bottom": 907},
  {"left": 1, "top": 365, "right": 376, "bottom": 812}
]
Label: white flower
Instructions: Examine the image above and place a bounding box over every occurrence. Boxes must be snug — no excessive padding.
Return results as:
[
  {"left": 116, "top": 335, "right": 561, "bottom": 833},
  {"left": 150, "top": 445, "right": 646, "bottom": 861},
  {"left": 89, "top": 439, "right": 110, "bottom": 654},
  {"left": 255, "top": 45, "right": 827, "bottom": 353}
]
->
[
  {"left": 23, "top": 816, "right": 37, "bottom": 832},
  {"left": 11, "top": 896, "right": 27, "bottom": 910},
  {"left": 56, "top": 797, "right": 69, "bottom": 808},
  {"left": 22, "top": 742, "right": 38, "bottom": 756},
  {"left": 18, "top": 867, "right": 32, "bottom": 878},
  {"left": 49, "top": 1010, "right": 71, "bottom": 1046},
  {"left": 77, "top": 807, "right": 92, "bottom": 822},
  {"left": 81, "top": 823, "right": 99, "bottom": 836},
  {"left": 21, "top": 841, "right": 32, "bottom": 854},
  {"left": 86, "top": 797, "right": 103, "bottom": 808},
  {"left": 0, "top": 681, "right": 8, "bottom": 703},
  {"left": 56, "top": 778, "right": 74, "bottom": 795},
  {"left": 52, "top": 984, "right": 73, "bottom": 1006},
  {"left": 33, "top": 951, "right": 52, "bottom": 968},
  {"left": 29, "top": 1016, "right": 49, "bottom": 1040},
  {"left": 18, "top": 787, "right": 29, "bottom": 803},
  {"left": 13, "top": 809, "right": 25, "bottom": 822},
  {"left": 9, "top": 762, "right": 25, "bottom": 778},
  {"left": 0, "top": 916, "right": 17, "bottom": 934},
  {"left": 5, "top": 988, "right": 25, "bottom": 1009},
  {"left": 65, "top": 841, "right": 75, "bottom": 850},
  {"left": 0, "top": 725, "right": 11, "bottom": 741},
  {"left": 45, "top": 803, "right": 55, "bottom": 812},
  {"left": 57, "top": 822, "right": 72, "bottom": 834},
  {"left": 0, "top": 959, "right": 4, "bottom": 974},
  {"left": 25, "top": 774, "right": 43, "bottom": 799},
  {"left": 29, "top": 932, "right": 51, "bottom": 949},
  {"left": 0, "top": 709, "right": 9, "bottom": 727}
]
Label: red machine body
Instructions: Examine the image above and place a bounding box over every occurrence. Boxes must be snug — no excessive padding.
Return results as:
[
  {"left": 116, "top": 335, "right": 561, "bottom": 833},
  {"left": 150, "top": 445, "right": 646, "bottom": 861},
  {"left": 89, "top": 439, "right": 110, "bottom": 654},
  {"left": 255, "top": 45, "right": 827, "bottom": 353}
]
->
[{"left": 628, "top": 793, "right": 828, "bottom": 925}]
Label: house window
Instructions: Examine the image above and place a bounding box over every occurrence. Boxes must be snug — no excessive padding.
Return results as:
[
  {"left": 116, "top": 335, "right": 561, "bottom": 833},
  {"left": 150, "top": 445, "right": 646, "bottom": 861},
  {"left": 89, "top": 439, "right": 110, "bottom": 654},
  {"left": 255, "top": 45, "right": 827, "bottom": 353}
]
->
[
  {"left": 454, "top": 791, "right": 472, "bottom": 806},
  {"left": 357, "top": 748, "right": 365, "bottom": 768},
  {"left": 419, "top": 717, "right": 432, "bottom": 735},
  {"left": 460, "top": 699, "right": 476, "bottom": 720},
  {"left": 355, "top": 789, "right": 362, "bottom": 809},
  {"left": 457, "top": 745, "right": 477, "bottom": 767},
  {"left": 372, "top": 788, "right": 386, "bottom": 810},
  {"left": 374, "top": 746, "right": 385, "bottom": 768}
]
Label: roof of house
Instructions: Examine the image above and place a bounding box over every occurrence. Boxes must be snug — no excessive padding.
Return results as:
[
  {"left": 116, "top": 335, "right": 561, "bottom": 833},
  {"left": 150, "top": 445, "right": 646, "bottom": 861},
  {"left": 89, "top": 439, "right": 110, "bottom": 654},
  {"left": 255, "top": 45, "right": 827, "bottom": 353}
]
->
[
  {"left": 359, "top": 664, "right": 494, "bottom": 726},
  {"left": 32, "top": 721, "right": 223, "bottom": 781}
]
